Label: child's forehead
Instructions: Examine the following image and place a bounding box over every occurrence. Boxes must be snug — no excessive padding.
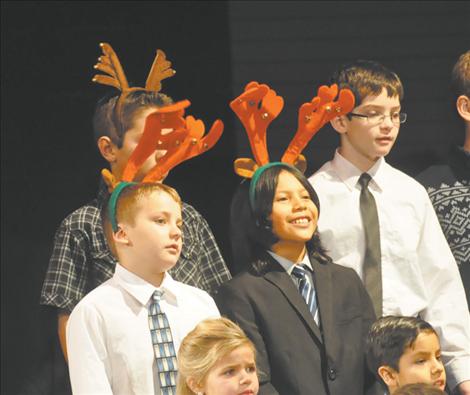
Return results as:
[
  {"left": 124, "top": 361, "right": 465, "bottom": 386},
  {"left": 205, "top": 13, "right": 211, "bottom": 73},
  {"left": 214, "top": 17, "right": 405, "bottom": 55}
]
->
[
  {"left": 137, "top": 190, "right": 181, "bottom": 211},
  {"left": 358, "top": 88, "right": 401, "bottom": 108},
  {"left": 405, "top": 331, "right": 439, "bottom": 353}
]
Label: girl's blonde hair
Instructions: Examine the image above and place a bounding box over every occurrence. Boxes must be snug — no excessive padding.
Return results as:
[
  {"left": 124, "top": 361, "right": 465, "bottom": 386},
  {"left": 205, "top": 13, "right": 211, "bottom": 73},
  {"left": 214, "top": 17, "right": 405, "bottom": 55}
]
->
[{"left": 176, "top": 317, "right": 256, "bottom": 395}]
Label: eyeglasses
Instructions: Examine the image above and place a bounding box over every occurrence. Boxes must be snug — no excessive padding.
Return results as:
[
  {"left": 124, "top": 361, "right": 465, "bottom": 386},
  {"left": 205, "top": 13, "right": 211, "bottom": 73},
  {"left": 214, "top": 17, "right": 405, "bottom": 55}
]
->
[{"left": 349, "top": 111, "right": 407, "bottom": 125}]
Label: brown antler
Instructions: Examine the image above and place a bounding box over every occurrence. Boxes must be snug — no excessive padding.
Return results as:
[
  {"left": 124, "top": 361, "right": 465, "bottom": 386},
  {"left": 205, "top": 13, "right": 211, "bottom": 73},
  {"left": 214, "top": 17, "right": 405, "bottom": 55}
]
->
[
  {"left": 92, "top": 43, "right": 130, "bottom": 92},
  {"left": 281, "top": 84, "right": 355, "bottom": 165},
  {"left": 145, "top": 49, "right": 176, "bottom": 92}
]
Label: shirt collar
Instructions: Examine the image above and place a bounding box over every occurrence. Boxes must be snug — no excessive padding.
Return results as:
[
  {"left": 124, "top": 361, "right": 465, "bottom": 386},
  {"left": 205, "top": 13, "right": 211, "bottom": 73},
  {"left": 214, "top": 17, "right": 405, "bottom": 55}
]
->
[
  {"left": 331, "top": 150, "right": 386, "bottom": 192},
  {"left": 267, "top": 250, "right": 313, "bottom": 275},
  {"left": 114, "top": 264, "right": 178, "bottom": 306}
]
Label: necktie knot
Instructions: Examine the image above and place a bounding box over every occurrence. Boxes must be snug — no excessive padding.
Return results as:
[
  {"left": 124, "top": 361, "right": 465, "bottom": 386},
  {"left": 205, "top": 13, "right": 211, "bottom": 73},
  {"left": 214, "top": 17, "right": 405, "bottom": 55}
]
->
[
  {"left": 291, "top": 264, "right": 309, "bottom": 280},
  {"left": 152, "top": 289, "right": 164, "bottom": 301},
  {"left": 359, "top": 173, "right": 372, "bottom": 189}
]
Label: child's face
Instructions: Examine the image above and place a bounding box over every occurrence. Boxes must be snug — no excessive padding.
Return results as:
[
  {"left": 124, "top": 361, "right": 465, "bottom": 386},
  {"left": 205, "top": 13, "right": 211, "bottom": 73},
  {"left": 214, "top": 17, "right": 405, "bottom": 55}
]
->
[
  {"left": 388, "top": 331, "right": 446, "bottom": 393},
  {"left": 122, "top": 190, "right": 182, "bottom": 274},
  {"left": 270, "top": 170, "right": 319, "bottom": 252},
  {"left": 202, "top": 345, "right": 259, "bottom": 395},
  {"left": 113, "top": 107, "right": 166, "bottom": 181},
  {"left": 337, "top": 88, "right": 401, "bottom": 170}
]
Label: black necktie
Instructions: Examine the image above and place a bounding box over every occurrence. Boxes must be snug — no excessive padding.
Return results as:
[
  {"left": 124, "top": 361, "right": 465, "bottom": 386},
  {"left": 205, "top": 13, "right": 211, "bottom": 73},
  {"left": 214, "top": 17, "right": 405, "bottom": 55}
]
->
[{"left": 358, "top": 173, "right": 382, "bottom": 317}]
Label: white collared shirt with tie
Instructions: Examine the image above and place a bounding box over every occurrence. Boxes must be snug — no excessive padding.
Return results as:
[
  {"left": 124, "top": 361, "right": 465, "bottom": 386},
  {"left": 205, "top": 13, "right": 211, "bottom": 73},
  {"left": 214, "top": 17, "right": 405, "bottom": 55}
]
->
[
  {"left": 309, "top": 150, "right": 470, "bottom": 390},
  {"left": 67, "top": 264, "right": 220, "bottom": 395}
]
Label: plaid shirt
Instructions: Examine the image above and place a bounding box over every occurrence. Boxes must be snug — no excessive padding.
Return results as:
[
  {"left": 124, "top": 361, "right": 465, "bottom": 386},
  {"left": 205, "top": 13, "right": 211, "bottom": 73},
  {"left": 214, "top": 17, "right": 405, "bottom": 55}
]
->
[{"left": 40, "top": 184, "right": 231, "bottom": 313}]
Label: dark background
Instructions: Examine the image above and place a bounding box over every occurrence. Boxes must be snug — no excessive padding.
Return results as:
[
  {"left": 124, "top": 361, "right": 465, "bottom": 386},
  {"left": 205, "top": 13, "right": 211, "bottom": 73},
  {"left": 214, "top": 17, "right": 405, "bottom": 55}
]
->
[{"left": 2, "top": 1, "right": 469, "bottom": 394}]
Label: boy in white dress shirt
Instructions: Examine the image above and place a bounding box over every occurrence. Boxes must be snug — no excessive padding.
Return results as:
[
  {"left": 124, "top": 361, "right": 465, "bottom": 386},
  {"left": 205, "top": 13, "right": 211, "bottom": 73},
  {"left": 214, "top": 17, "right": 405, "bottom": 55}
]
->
[
  {"left": 308, "top": 60, "right": 470, "bottom": 395},
  {"left": 66, "top": 182, "right": 220, "bottom": 395}
]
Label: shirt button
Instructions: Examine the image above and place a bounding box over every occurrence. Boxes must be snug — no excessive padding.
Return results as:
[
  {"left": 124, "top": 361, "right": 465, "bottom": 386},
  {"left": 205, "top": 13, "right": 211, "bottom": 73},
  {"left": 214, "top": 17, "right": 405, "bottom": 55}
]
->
[{"left": 328, "top": 368, "right": 337, "bottom": 381}]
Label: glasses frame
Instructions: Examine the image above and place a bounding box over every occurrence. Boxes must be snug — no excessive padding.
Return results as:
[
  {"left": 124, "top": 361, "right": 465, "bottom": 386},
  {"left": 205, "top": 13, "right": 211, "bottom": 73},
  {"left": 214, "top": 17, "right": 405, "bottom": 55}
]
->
[{"left": 348, "top": 111, "right": 407, "bottom": 125}]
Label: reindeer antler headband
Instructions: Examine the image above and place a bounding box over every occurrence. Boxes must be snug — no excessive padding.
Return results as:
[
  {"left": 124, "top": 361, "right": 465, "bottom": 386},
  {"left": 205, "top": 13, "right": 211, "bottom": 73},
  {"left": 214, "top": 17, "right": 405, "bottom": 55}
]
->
[
  {"left": 230, "top": 81, "right": 355, "bottom": 206},
  {"left": 92, "top": 43, "right": 224, "bottom": 193}
]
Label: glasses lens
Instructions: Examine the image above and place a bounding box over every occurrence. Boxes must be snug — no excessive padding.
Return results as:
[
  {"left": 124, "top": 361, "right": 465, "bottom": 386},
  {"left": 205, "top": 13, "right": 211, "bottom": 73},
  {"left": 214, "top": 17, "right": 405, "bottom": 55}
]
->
[{"left": 399, "top": 113, "right": 407, "bottom": 124}]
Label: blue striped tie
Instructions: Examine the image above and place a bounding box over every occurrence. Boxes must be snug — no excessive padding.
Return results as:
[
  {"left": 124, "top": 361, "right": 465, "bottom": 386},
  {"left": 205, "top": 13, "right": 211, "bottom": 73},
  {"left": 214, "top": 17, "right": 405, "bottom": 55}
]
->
[
  {"left": 292, "top": 265, "right": 319, "bottom": 325},
  {"left": 148, "top": 290, "right": 178, "bottom": 395}
]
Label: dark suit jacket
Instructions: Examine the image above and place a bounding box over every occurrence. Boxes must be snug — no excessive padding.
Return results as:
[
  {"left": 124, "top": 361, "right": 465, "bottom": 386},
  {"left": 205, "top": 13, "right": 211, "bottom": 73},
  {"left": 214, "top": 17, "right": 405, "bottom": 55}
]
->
[{"left": 215, "top": 252, "right": 376, "bottom": 395}]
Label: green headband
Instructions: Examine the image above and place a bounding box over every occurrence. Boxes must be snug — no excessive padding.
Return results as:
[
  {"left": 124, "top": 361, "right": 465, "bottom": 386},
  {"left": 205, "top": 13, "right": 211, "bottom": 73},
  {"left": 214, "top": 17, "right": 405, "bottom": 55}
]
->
[
  {"left": 108, "top": 181, "right": 138, "bottom": 232},
  {"left": 249, "top": 162, "right": 286, "bottom": 209}
]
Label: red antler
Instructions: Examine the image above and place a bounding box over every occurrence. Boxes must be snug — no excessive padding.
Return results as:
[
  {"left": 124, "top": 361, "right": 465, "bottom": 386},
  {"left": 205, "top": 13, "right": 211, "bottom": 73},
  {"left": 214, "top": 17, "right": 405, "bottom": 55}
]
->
[
  {"left": 142, "top": 115, "right": 224, "bottom": 182},
  {"left": 281, "top": 84, "right": 355, "bottom": 165},
  {"left": 230, "top": 81, "right": 284, "bottom": 167},
  {"left": 120, "top": 100, "right": 190, "bottom": 182}
]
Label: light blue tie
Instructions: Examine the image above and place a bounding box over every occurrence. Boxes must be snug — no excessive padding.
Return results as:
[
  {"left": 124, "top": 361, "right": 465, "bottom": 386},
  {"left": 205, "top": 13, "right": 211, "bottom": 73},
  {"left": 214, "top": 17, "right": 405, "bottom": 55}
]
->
[
  {"left": 148, "top": 290, "right": 178, "bottom": 395},
  {"left": 292, "top": 264, "right": 319, "bottom": 325}
]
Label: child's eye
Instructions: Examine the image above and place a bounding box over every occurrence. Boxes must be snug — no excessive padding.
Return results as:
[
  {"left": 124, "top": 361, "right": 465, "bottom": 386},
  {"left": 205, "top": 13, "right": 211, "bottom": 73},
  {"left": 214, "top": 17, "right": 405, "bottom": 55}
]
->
[
  {"left": 154, "top": 218, "right": 166, "bottom": 224},
  {"left": 223, "top": 369, "right": 235, "bottom": 376},
  {"left": 246, "top": 366, "right": 256, "bottom": 373},
  {"left": 415, "top": 359, "right": 426, "bottom": 364},
  {"left": 276, "top": 196, "right": 288, "bottom": 202},
  {"left": 436, "top": 355, "right": 442, "bottom": 362},
  {"left": 302, "top": 195, "right": 311, "bottom": 200}
]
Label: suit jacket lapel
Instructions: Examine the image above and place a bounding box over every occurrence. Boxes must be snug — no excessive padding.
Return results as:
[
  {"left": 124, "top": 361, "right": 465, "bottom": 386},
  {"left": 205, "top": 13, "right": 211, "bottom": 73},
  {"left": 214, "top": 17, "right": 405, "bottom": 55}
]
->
[
  {"left": 262, "top": 255, "right": 323, "bottom": 343},
  {"left": 312, "top": 257, "right": 338, "bottom": 359}
]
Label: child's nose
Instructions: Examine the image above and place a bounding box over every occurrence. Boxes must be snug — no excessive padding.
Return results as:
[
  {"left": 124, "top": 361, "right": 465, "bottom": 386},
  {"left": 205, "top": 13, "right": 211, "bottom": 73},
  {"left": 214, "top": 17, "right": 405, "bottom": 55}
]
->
[
  {"left": 239, "top": 370, "right": 252, "bottom": 385},
  {"left": 431, "top": 359, "right": 444, "bottom": 374},
  {"left": 292, "top": 196, "right": 306, "bottom": 210},
  {"left": 170, "top": 225, "right": 182, "bottom": 239}
]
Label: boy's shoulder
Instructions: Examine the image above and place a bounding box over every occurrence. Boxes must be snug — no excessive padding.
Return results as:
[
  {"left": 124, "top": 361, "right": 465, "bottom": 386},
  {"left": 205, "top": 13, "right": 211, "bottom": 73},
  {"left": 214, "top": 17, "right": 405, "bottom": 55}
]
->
[
  {"left": 59, "top": 197, "right": 103, "bottom": 233},
  {"left": 69, "top": 277, "right": 117, "bottom": 316},
  {"left": 181, "top": 202, "right": 205, "bottom": 222},
  {"left": 382, "top": 161, "right": 429, "bottom": 195},
  {"left": 170, "top": 277, "right": 218, "bottom": 310}
]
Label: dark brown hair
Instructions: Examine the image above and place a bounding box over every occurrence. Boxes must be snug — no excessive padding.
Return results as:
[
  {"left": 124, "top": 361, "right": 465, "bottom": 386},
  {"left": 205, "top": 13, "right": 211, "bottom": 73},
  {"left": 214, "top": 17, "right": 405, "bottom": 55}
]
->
[
  {"left": 331, "top": 59, "right": 404, "bottom": 107},
  {"left": 92, "top": 90, "right": 173, "bottom": 147}
]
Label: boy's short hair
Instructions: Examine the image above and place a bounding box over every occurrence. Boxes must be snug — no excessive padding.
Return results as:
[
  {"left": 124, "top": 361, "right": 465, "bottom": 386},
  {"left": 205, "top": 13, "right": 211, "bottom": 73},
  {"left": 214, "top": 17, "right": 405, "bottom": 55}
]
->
[
  {"left": 393, "top": 383, "right": 445, "bottom": 395},
  {"left": 93, "top": 90, "right": 173, "bottom": 147},
  {"left": 451, "top": 50, "right": 470, "bottom": 99},
  {"left": 115, "top": 182, "right": 181, "bottom": 227},
  {"left": 102, "top": 182, "right": 182, "bottom": 256},
  {"left": 331, "top": 59, "right": 404, "bottom": 106},
  {"left": 365, "top": 316, "right": 437, "bottom": 387}
]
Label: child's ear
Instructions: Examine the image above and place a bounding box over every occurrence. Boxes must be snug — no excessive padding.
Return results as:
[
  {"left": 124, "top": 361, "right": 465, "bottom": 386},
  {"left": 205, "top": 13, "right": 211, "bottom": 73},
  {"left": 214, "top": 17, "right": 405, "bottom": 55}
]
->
[
  {"left": 186, "top": 377, "right": 203, "bottom": 395},
  {"left": 330, "top": 115, "right": 349, "bottom": 135},
  {"left": 378, "top": 365, "right": 399, "bottom": 390},
  {"left": 456, "top": 95, "right": 470, "bottom": 122},
  {"left": 112, "top": 225, "right": 131, "bottom": 246},
  {"left": 97, "top": 136, "right": 119, "bottom": 163}
]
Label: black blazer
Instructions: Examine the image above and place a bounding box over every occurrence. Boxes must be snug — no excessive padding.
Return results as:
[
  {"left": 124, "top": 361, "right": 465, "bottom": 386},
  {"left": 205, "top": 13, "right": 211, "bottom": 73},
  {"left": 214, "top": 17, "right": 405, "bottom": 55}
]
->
[{"left": 215, "top": 252, "right": 376, "bottom": 395}]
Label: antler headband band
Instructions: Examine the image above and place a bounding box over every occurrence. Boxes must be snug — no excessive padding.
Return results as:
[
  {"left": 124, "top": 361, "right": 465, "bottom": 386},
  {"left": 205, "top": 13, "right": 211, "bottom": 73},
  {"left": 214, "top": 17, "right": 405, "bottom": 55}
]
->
[{"left": 92, "top": 43, "right": 224, "bottom": 193}]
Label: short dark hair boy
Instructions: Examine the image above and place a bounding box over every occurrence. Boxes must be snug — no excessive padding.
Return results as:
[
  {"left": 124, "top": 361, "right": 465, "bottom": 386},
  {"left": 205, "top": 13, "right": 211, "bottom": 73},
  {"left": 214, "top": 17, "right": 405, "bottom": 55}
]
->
[
  {"left": 366, "top": 316, "right": 445, "bottom": 394},
  {"left": 40, "top": 44, "right": 231, "bottom": 361}
]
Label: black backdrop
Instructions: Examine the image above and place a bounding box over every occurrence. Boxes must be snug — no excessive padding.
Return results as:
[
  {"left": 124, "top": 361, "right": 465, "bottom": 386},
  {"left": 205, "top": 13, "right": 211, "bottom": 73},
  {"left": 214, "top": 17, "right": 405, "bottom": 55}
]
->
[{"left": 2, "top": 1, "right": 469, "bottom": 394}]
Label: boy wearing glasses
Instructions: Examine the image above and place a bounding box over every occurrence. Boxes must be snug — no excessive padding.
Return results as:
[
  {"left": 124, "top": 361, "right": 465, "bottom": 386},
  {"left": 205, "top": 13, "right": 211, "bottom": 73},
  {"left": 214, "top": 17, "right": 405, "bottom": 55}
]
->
[{"left": 309, "top": 60, "right": 470, "bottom": 394}]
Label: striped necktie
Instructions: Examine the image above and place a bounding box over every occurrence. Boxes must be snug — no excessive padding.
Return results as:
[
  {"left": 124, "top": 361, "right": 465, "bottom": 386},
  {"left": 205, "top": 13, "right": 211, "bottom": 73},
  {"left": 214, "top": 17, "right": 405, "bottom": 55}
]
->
[
  {"left": 358, "top": 173, "right": 382, "bottom": 317},
  {"left": 291, "top": 264, "right": 319, "bottom": 325},
  {"left": 148, "top": 290, "right": 178, "bottom": 395}
]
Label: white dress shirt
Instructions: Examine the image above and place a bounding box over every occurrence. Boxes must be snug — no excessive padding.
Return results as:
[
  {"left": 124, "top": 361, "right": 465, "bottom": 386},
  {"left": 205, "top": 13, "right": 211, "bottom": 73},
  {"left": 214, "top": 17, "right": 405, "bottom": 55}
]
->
[
  {"left": 67, "top": 264, "right": 220, "bottom": 395},
  {"left": 309, "top": 150, "right": 470, "bottom": 389}
]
